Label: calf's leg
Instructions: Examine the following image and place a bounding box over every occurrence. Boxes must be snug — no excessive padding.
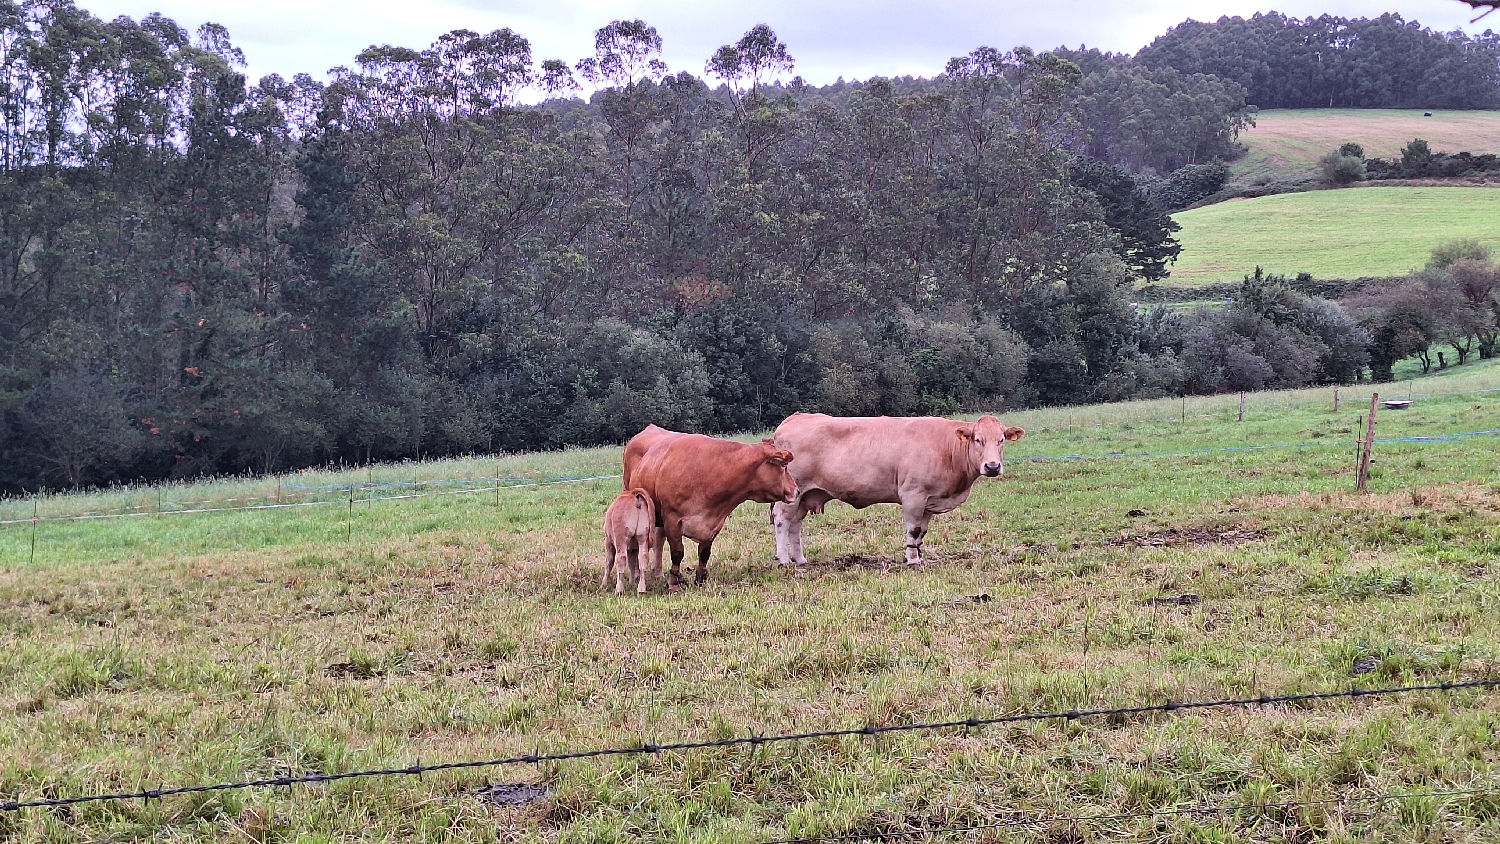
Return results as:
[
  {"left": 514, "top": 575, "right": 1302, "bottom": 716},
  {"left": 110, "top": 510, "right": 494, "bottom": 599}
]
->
[
  {"left": 635, "top": 534, "right": 650, "bottom": 594},
  {"left": 614, "top": 544, "right": 632, "bottom": 595},
  {"left": 602, "top": 539, "right": 616, "bottom": 590}
]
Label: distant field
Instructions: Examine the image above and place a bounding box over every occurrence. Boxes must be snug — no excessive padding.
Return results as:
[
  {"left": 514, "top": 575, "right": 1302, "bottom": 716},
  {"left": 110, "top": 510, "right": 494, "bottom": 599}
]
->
[
  {"left": 1169, "top": 185, "right": 1500, "bottom": 284},
  {"left": 1232, "top": 108, "right": 1500, "bottom": 184}
]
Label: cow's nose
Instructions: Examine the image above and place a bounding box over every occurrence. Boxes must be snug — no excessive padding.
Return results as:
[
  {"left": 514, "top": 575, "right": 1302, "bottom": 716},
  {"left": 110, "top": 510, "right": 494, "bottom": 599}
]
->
[{"left": 982, "top": 462, "right": 1002, "bottom": 477}]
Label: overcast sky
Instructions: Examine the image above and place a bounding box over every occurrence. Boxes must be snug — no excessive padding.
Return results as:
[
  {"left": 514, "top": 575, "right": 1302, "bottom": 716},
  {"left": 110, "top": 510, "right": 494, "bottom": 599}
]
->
[{"left": 80, "top": 0, "right": 1496, "bottom": 89}]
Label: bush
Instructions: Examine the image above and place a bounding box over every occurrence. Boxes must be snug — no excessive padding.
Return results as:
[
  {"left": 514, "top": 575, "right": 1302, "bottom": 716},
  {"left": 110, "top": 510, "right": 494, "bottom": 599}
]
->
[
  {"left": 1429, "top": 238, "right": 1491, "bottom": 270},
  {"left": 1320, "top": 150, "right": 1366, "bottom": 184}
]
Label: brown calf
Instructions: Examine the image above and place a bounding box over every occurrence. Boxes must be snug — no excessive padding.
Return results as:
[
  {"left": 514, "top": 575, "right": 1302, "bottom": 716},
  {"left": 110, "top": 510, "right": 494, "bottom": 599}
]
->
[{"left": 603, "top": 488, "right": 656, "bottom": 595}]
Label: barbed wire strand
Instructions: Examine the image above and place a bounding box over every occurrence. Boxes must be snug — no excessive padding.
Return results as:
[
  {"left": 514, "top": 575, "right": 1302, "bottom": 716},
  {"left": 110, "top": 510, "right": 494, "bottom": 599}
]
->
[
  {"left": 4, "top": 677, "right": 1495, "bottom": 813},
  {"left": 761, "top": 784, "right": 1500, "bottom": 843}
]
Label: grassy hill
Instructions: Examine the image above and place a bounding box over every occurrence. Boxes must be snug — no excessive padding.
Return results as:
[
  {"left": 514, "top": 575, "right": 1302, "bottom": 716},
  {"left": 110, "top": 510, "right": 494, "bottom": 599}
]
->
[
  {"left": 4, "top": 359, "right": 1500, "bottom": 841},
  {"left": 1233, "top": 108, "right": 1500, "bottom": 185},
  {"left": 1168, "top": 185, "right": 1500, "bottom": 285}
]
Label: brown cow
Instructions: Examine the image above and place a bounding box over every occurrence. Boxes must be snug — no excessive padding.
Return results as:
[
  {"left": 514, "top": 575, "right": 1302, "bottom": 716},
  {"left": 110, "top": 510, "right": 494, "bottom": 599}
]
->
[
  {"left": 623, "top": 427, "right": 797, "bottom": 590},
  {"left": 602, "top": 488, "right": 656, "bottom": 595},
  {"left": 621, "top": 424, "right": 683, "bottom": 489},
  {"left": 771, "top": 413, "right": 1024, "bottom": 569}
]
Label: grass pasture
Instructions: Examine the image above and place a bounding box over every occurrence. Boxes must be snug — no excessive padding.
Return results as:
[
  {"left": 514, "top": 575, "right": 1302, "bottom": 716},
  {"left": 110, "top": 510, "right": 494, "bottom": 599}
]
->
[
  {"left": 5, "top": 361, "right": 1500, "bottom": 842},
  {"left": 1168, "top": 185, "right": 1500, "bottom": 285},
  {"left": 1232, "top": 108, "right": 1500, "bottom": 185}
]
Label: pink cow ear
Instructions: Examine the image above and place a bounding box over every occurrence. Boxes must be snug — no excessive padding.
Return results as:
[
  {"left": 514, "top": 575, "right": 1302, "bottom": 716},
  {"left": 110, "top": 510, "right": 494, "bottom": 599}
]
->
[
  {"left": 956, "top": 424, "right": 975, "bottom": 441},
  {"left": 1004, "top": 426, "right": 1026, "bottom": 442},
  {"left": 766, "top": 449, "right": 793, "bottom": 466}
]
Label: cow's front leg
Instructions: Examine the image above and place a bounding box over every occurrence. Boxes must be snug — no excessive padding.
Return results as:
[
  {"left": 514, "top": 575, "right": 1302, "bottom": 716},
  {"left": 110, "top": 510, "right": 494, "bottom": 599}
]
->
[
  {"left": 772, "top": 501, "right": 808, "bottom": 566},
  {"left": 901, "top": 502, "right": 933, "bottom": 569},
  {"left": 695, "top": 538, "right": 714, "bottom": 585}
]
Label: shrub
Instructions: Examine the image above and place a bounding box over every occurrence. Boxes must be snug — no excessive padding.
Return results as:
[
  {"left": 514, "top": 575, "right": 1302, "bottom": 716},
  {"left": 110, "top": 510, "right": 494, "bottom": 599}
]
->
[
  {"left": 1320, "top": 150, "right": 1366, "bottom": 184},
  {"left": 1429, "top": 238, "right": 1491, "bottom": 270}
]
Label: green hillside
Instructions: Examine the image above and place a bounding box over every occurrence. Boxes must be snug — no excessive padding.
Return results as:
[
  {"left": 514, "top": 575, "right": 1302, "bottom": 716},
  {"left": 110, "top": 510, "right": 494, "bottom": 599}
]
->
[
  {"left": 1232, "top": 108, "right": 1500, "bottom": 185},
  {"left": 1169, "top": 185, "right": 1500, "bottom": 284}
]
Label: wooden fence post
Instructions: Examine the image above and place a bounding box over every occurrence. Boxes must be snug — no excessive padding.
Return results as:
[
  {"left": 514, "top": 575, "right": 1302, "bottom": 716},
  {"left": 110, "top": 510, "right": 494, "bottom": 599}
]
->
[
  {"left": 1356, "top": 393, "right": 1379, "bottom": 493},
  {"left": 1238, "top": 391, "right": 1246, "bottom": 422},
  {"left": 1333, "top": 387, "right": 1340, "bottom": 412}
]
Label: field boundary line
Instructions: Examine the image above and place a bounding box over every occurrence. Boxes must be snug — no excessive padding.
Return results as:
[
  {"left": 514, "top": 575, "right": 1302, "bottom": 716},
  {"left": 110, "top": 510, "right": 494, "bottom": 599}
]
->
[{"left": 4, "top": 678, "right": 1495, "bottom": 813}]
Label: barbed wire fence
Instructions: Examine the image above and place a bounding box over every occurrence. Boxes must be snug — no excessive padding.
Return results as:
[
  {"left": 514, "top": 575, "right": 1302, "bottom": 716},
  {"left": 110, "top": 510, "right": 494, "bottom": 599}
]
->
[
  {"left": 4, "top": 678, "right": 1497, "bottom": 817},
  {"left": 5, "top": 380, "right": 1500, "bottom": 532}
]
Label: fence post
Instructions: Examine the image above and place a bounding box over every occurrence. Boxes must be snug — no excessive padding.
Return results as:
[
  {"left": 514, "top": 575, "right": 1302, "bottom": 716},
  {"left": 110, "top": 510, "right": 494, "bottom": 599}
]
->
[
  {"left": 29, "top": 496, "right": 38, "bottom": 566},
  {"left": 346, "top": 483, "right": 354, "bottom": 542},
  {"left": 495, "top": 459, "right": 501, "bottom": 507},
  {"left": 1181, "top": 395, "right": 1186, "bottom": 423},
  {"left": 1356, "top": 393, "right": 1379, "bottom": 493},
  {"left": 1238, "top": 392, "right": 1246, "bottom": 422},
  {"left": 276, "top": 477, "right": 282, "bottom": 504},
  {"left": 1333, "top": 387, "right": 1340, "bottom": 412}
]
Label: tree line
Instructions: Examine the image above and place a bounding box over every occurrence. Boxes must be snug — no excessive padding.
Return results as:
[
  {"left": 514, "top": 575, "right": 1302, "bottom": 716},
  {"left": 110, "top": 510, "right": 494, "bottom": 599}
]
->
[
  {"left": 1137, "top": 11, "right": 1500, "bottom": 109},
  {"left": 0, "top": 1, "right": 1483, "bottom": 492}
]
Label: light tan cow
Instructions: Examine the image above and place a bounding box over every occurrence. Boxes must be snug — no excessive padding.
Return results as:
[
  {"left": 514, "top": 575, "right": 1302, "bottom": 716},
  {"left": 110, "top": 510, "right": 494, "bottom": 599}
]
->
[
  {"left": 771, "top": 413, "right": 1025, "bottom": 569},
  {"left": 603, "top": 488, "right": 656, "bottom": 595}
]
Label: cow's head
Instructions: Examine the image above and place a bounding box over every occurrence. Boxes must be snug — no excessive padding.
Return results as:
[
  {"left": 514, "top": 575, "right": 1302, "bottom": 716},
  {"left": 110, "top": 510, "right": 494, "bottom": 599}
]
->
[
  {"left": 958, "top": 415, "right": 1025, "bottom": 478},
  {"left": 748, "top": 441, "right": 798, "bottom": 504}
]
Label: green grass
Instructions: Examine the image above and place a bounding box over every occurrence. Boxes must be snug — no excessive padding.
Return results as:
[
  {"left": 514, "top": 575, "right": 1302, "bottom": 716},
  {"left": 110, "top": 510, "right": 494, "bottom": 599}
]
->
[
  {"left": 4, "top": 359, "right": 1500, "bottom": 842},
  {"left": 1232, "top": 108, "right": 1500, "bottom": 184},
  {"left": 1169, "top": 185, "right": 1500, "bottom": 284}
]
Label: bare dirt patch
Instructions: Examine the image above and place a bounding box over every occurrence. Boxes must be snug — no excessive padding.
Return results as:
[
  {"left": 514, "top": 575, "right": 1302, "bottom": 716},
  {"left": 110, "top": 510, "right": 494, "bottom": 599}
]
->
[{"left": 1112, "top": 524, "right": 1266, "bottom": 548}]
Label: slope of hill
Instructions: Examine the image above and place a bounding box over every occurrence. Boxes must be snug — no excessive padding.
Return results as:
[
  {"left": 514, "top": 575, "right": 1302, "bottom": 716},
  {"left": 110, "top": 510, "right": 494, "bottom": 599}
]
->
[
  {"left": 1232, "top": 109, "right": 1500, "bottom": 185},
  {"left": 1169, "top": 185, "right": 1500, "bottom": 284}
]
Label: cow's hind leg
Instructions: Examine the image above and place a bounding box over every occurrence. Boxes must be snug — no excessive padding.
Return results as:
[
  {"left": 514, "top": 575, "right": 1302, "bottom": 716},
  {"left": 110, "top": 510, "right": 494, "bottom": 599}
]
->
[
  {"left": 901, "top": 501, "right": 933, "bottom": 570},
  {"left": 602, "top": 539, "right": 616, "bottom": 590}
]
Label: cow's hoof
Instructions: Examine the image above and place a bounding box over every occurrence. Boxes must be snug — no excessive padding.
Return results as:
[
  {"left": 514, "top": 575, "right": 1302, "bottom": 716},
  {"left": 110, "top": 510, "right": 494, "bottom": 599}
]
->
[{"left": 667, "top": 583, "right": 684, "bottom": 594}]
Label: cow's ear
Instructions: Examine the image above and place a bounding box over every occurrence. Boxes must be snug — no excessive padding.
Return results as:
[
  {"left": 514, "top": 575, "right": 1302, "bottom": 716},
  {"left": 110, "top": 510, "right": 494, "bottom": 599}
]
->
[
  {"left": 766, "top": 449, "right": 793, "bottom": 467},
  {"left": 1004, "top": 426, "right": 1026, "bottom": 442},
  {"left": 956, "top": 423, "right": 975, "bottom": 441}
]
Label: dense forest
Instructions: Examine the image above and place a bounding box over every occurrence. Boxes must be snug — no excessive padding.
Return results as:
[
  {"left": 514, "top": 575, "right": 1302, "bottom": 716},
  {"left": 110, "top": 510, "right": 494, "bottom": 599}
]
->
[
  {"left": 0, "top": 2, "right": 1497, "bottom": 491},
  {"left": 1138, "top": 11, "right": 1500, "bottom": 109}
]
